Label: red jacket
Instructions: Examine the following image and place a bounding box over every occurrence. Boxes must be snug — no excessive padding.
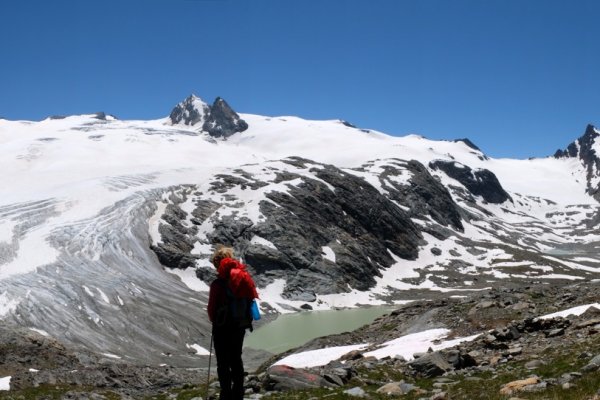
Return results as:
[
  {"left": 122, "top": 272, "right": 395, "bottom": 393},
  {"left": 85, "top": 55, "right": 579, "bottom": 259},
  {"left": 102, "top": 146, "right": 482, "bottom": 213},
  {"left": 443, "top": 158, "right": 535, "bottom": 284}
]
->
[{"left": 207, "top": 258, "right": 258, "bottom": 323}]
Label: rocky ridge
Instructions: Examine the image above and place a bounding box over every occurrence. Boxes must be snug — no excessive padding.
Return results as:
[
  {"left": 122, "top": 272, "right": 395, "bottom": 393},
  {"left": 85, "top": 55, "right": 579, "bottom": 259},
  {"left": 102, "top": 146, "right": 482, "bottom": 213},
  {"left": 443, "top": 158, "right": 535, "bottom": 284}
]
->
[{"left": 151, "top": 154, "right": 599, "bottom": 309}]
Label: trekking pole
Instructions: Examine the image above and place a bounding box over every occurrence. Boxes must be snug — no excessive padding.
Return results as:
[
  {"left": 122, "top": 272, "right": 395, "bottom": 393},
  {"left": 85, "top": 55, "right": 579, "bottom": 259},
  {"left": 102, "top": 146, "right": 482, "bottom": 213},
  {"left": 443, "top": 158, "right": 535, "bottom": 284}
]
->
[{"left": 205, "top": 334, "right": 213, "bottom": 400}]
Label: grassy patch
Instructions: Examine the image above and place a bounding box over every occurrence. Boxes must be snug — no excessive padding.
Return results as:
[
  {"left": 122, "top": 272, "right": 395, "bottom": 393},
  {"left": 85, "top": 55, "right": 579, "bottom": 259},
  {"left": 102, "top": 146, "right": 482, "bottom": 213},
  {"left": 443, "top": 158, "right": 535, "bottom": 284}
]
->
[{"left": 0, "top": 384, "right": 121, "bottom": 400}]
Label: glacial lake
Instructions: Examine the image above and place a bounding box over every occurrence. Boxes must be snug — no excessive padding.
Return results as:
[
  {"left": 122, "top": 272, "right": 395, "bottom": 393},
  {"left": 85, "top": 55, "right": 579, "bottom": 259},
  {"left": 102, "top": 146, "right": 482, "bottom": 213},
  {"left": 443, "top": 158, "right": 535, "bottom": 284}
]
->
[{"left": 244, "top": 305, "right": 397, "bottom": 354}]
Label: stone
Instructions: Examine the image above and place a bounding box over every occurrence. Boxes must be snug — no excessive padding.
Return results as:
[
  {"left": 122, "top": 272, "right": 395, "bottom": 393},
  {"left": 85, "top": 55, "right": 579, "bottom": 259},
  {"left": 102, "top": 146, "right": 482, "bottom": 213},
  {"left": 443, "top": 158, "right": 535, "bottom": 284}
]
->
[
  {"left": 511, "top": 302, "right": 532, "bottom": 311},
  {"left": 408, "top": 352, "right": 453, "bottom": 377},
  {"left": 323, "top": 373, "right": 344, "bottom": 386},
  {"left": 264, "top": 365, "right": 335, "bottom": 391},
  {"left": 341, "top": 350, "right": 364, "bottom": 361},
  {"left": 545, "top": 328, "right": 565, "bottom": 337},
  {"left": 499, "top": 376, "right": 540, "bottom": 395},
  {"left": 344, "top": 387, "right": 367, "bottom": 397},
  {"left": 376, "top": 381, "right": 416, "bottom": 396},
  {"left": 575, "top": 318, "right": 600, "bottom": 329},
  {"left": 506, "top": 347, "right": 523, "bottom": 356},
  {"left": 525, "top": 359, "right": 545, "bottom": 370},
  {"left": 581, "top": 354, "right": 600, "bottom": 372}
]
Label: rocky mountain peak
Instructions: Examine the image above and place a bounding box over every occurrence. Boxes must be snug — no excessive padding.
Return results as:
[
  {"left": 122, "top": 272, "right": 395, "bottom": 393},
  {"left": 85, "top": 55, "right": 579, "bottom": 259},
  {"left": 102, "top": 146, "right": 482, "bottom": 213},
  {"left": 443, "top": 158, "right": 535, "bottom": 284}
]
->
[
  {"left": 168, "top": 94, "right": 248, "bottom": 138},
  {"left": 169, "top": 94, "right": 210, "bottom": 126},
  {"left": 554, "top": 124, "right": 600, "bottom": 199},
  {"left": 554, "top": 124, "right": 599, "bottom": 159}
]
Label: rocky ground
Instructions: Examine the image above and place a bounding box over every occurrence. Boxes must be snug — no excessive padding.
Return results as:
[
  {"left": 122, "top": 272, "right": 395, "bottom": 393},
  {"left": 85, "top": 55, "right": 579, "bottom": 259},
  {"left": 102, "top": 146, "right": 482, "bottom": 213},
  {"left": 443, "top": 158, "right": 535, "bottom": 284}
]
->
[{"left": 1, "top": 280, "right": 599, "bottom": 399}]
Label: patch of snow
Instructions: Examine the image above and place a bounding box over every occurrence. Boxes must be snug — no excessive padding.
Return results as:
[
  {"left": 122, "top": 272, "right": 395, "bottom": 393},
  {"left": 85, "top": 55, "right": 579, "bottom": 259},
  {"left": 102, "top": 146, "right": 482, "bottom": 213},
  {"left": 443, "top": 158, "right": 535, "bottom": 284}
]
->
[
  {"left": 250, "top": 235, "right": 277, "bottom": 250},
  {"left": 321, "top": 246, "right": 336, "bottom": 263},
  {"left": 274, "top": 344, "right": 367, "bottom": 368},
  {"left": 0, "top": 376, "right": 10, "bottom": 390},
  {"left": 364, "top": 329, "right": 480, "bottom": 360},
  {"left": 102, "top": 353, "right": 122, "bottom": 359},
  {"left": 273, "top": 328, "right": 481, "bottom": 369},
  {"left": 166, "top": 267, "right": 210, "bottom": 292},
  {"left": 539, "top": 303, "right": 600, "bottom": 320},
  {"left": 187, "top": 343, "right": 211, "bottom": 356},
  {"left": 28, "top": 328, "right": 50, "bottom": 337}
]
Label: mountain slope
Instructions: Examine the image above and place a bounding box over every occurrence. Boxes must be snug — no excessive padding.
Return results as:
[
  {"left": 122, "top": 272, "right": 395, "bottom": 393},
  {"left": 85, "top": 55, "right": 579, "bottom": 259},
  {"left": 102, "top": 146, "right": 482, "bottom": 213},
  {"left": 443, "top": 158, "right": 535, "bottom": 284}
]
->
[{"left": 0, "top": 96, "right": 599, "bottom": 367}]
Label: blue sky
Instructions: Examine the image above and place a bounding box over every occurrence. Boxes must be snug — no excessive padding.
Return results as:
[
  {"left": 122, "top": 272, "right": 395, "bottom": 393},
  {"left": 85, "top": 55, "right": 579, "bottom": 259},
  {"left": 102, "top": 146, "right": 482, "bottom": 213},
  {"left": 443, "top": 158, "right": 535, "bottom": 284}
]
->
[{"left": 1, "top": 0, "right": 599, "bottom": 158}]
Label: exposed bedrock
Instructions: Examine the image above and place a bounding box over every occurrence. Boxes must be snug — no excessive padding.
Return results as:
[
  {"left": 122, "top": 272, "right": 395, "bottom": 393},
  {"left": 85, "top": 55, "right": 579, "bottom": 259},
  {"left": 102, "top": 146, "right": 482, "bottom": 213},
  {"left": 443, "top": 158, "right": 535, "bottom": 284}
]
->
[
  {"left": 154, "top": 158, "right": 427, "bottom": 299},
  {"left": 429, "top": 160, "right": 512, "bottom": 204}
]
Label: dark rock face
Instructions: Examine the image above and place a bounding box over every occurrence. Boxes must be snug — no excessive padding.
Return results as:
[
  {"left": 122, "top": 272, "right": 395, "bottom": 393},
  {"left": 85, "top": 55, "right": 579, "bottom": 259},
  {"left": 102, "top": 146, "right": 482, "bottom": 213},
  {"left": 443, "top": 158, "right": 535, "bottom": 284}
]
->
[
  {"left": 202, "top": 97, "right": 249, "bottom": 138},
  {"left": 376, "top": 160, "right": 464, "bottom": 234},
  {"left": 150, "top": 203, "right": 199, "bottom": 270},
  {"left": 169, "top": 95, "right": 248, "bottom": 138},
  {"left": 152, "top": 158, "right": 423, "bottom": 299},
  {"left": 169, "top": 95, "right": 210, "bottom": 126},
  {"left": 554, "top": 124, "right": 600, "bottom": 199},
  {"left": 429, "top": 160, "right": 511, "bottom": 204},
  {"left": 251, "top": 161, "right": 422, "bottom": 293}
]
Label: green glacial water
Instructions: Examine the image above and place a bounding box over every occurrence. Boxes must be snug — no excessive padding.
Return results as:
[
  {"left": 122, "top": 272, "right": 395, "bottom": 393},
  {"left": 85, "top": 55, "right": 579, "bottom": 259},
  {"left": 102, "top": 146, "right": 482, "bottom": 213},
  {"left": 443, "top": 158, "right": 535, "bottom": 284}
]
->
[{"left": 244, "top": 305, "right": 396, "bottom": 354}]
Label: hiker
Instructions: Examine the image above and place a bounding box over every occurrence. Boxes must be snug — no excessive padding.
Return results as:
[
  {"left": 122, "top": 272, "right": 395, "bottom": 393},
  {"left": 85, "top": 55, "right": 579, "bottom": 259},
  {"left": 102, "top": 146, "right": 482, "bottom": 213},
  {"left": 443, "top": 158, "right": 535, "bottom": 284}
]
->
[{"left": 207, "top": 246, "right": 259, "bottom": 400}]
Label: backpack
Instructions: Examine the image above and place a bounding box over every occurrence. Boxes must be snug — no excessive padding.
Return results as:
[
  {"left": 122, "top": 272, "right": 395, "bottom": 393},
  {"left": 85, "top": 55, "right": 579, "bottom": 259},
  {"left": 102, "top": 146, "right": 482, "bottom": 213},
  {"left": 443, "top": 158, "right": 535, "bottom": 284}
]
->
[
  {"left": 214, "top": 258, "right": 259, "bottom": 331},
  {"left": 214, "top": 279, "right": 254, "bottom": 331}
]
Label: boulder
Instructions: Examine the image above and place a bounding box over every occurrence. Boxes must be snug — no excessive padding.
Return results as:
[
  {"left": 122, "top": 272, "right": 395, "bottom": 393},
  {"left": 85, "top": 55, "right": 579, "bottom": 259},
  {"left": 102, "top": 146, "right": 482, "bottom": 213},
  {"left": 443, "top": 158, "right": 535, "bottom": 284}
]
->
[
  {"left": 263, "top": 365, "right": 335, "bottom": 391},
  {"left": 408, "top": 352, "right": 452, "bottom": 377},
  {"left": 499, "top": 376, "right": 540, "bottom": 395}
]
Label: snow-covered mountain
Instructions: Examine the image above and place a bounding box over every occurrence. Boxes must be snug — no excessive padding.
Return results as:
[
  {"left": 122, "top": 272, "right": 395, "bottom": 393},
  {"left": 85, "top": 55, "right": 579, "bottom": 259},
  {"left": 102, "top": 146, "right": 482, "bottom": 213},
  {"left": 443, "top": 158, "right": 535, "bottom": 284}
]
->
[{"left": 1, "top": 95, "right": 599, "bottom": 366}]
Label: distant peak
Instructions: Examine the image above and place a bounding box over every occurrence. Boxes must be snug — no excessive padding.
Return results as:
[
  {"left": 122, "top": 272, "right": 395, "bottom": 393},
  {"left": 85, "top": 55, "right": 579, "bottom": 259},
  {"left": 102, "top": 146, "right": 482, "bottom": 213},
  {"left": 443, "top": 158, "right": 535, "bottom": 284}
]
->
[
  {"left": 554, "top": 124, "right": 599, "bottom": 159},
  {"left": 453, "top": 138, "right": 481, "bottom": 152},
  {"left": 169, "top": 95, "right": 210, "bottom": 126},
  {"left": 168, "top": 94, "right": 248, "bottom": 138},
  {"left": 585, "top": 123, "right": 598, "bottom": 136}
]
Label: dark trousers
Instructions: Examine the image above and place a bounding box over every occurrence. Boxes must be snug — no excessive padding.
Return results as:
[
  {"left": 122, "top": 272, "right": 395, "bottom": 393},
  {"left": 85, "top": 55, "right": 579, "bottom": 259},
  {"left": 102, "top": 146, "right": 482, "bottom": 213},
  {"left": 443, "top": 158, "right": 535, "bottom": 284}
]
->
[{"left": 213, "top": 327, "right": 245, "bottom": 400}]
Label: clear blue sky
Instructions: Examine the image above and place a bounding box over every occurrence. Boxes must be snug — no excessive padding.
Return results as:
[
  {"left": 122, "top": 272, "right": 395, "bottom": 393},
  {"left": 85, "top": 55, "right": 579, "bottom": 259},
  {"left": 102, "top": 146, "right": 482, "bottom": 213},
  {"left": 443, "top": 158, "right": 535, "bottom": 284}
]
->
[{"left": 1, "top": 0, "right": 599, "bottom": 158}]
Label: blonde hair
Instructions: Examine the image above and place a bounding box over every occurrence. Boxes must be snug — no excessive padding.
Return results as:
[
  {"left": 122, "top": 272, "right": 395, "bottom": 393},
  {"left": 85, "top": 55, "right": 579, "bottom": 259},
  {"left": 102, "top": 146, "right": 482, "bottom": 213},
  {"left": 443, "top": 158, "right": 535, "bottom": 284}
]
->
[{"left": 211, "top": 245, "right": 234, "bottom": 268}]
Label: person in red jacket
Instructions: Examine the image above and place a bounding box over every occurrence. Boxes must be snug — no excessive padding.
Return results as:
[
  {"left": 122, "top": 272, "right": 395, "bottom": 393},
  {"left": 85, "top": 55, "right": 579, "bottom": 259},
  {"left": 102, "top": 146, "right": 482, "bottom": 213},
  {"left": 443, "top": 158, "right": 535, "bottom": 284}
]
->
[{"left": 207, "top": 246, "right": 256, "bottom": 400}]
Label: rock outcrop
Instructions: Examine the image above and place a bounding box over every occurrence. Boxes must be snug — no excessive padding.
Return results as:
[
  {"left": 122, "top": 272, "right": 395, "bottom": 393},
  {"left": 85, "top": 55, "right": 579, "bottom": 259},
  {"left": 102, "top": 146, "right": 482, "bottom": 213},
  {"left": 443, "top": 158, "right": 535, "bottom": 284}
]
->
[
  {"left": 429, "top": 160, "right": 511, "bottom": 204},
  {"left": 169, "top": 94, "right": 248, "bottom": 138},
  {"left": 554, "top": 124, "right": 600, "bottom": 199},
  {"left": 202, "top": 97, "right": 249, "bottom": 138},
  {"left": 152, "top": 158, "right": 424, "bottom": 299}
]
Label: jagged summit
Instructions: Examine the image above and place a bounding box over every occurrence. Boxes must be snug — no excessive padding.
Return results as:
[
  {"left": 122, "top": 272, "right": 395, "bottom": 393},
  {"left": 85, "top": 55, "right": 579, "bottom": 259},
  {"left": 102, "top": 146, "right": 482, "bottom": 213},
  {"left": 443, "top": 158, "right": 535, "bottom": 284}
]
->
[
  {"left": 554, "top": 124, "right": 600, "bottom": 199},
  {"left": 169, "top": 94, "right": 248, "bottom": 138},
  {"left": 554, "top": 124, "right": 599, "bottom": 159},
  {"left": 168, "top": 94, "right": 210, "bottom": 127}
]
